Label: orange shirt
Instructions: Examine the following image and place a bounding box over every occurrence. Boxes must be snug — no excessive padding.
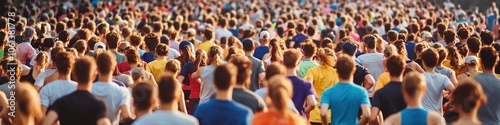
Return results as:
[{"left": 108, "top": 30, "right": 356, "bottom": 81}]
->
[{"left": 253, "top": 111, "right": 308, "bottom": 125}]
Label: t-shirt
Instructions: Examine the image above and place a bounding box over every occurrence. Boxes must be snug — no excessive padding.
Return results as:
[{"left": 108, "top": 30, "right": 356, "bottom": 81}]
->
[
  {"left": 168, "top": 49, "right": 181, "bottom": 61},
  {"left": 372, "top": 82, "right": 407, "bottom": 119},
  {"left": 40, "top": 80, "right": 78, "bottom": 106},
  {"left": 169, "top": 40, "right": 181, "bottom": 51},
  {"left": 229, "top": 28, "right": 238, "bottom": 36},
  {"left": 133, "top": 110, "right": 199, "bottom": 125},
  {"left": 357, "top": 53, "right": 384, "bottom": 82},
  {"left": 146, "top": 59, "right": 168, "bottom": 82},
  {"left": 303, "top": 65, "right": 338, "bottom": 123},
  {"left": 215, "top": 28, "right": 234, "bottom": 41},
  {"left": 353, "top": 65, "right": 371, "bottom": 87},
  {"left": 114, "top": 51, "right": 126, "bottom": 63},
  {"left": 49, "top": 90, "right": 107, "bottom": 125},
  {"left": 213, "top": 88, "right": 266, "bottom": 113},
  {"left": 320, "top": 83, "right": 371, "bottom": 125},
  {"left": 253, "top": 111, "right": 308, "bottom": 125},
  {"left": 199, "top": 66, "right": 217, "bottom": 104},
  {"left": 141, "top": 52, "right": 156, "bottom": 63},
  {"left": 422, "top": 72, "right": 452, "bottom": 114},
  {"left": 253, "top": 46, "right": 269, "bottom": 60},
  {"left": 288, "top": 76, "right": 317, "bottom": 118},
  {"left": 34, "top": 68, "right": 57, "bottom": 87},
  {"left": 435, "top": 67, "right": 454, "bottom": 79},
  {"left": 92, "top": 81, "right": 131, "bottom": 125},
  {"left": 473, "top": 73, "right": 500, "bottom": 124},
  {"left": 405, "top": 42, "right": 416, "bottom": 60},
  {"left": 116, "top": 61, "right": 146, "bottom": 73},
  {"left": 198, "top": 41, "right": 217, "bottom": 53},
  {"left": 194, "top": 100, "right": 253, "bottom": 125},
  {"left": 298, "top": 59, "right": 319, "bottom": 78},
  {"left": 248, "top": 56, "right": 265, "bottom": 91}
]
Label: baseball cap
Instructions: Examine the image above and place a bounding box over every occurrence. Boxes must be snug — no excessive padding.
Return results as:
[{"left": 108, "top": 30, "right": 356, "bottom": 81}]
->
[
  {"left": 42, "top": 38, "right": 56, "bottom": 48},
  {"left": 94, "top": 42, "right": 107, "bottom": 51},
  {"left": 179, "top": 41, "right": 193, "bottom": 50},
  {"left": 342, "top": 42, "right": 358, "bottom": 56},
  {"left": 242, "top": 39, "right": 254, "bottom": 51},
  {"left": 465, "top": 56, "right": 479, "bottom": 64},
  {"left": 421, "top": 31, "right": 433, "bottom": 40},
  {"left": 187, "top": 28, "right": 196, "bottom": 36},
  {"left": 260, "top": 31, "right": 270, "bottom": 39}
]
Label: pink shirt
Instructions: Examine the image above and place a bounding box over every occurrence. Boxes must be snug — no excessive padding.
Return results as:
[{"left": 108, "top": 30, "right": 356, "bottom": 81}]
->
[{"left": 16, "top": 42, "right": 37, "bottom": 65}]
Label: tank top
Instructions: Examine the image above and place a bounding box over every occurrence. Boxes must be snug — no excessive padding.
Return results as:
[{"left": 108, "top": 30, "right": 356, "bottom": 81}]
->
[
  {"left": 401, "top": 108, "right": 429, "bottom": 125},
  {"left": 20, "top": 69, "right": 36, "bottom": 84},
  {"left": 188, "top": 74, "right": 201, "bottom": 99},
  {"left": 199, "top": 65, "right": 217, "bottom": 104}
]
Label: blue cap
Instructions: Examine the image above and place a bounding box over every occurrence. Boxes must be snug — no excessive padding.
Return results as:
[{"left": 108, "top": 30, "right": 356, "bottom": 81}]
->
[
  {"left": 342, "top": 42, "right": 358, "bottom": 56},
  {"left": 179, "top": 41, "right": 193, "bottom": 50}
]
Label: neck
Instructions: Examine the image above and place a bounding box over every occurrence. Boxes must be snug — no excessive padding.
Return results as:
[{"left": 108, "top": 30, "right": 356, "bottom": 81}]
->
[
  {"left": 215, "top": 89, "right": 233, "bottom": 101},
  {"left": 482, "top": 68, "right": 495, "bottom": 74},
  {"left": 457, "top": 110, "right": 480, "bottom": 124},
  {"left": 76, "top": 84, "right": 92, "bottom": 91},
  {"left": 286, "top": 68, "right": 298, "bottom": 76},
  {"left": 158, "top": 102, "right": 177, "bottom": 111},
  {"left": 129, "top": 63, "right": 140, "bottom": 69},
  {"left": 338, "top": 78, "right": 353, "bottom": 83},
  {"left": 156, "top": 56, "right": 167, "bottom": 60},
  {"left": 366, "top": 49, "right": 376, "bottom": 53},
  {"left": 57, "top": 73, "right": 71, "bottom": 80},
  {"left": 245, "top": 51, "right": 253, "bottom": 56},
  {"left": 468, "top": 53, "right": 477, "bottom": 57},
  {"left": 424, "top": 66, "right": 436, "bottom": 73},
  {"left": 406, "top": 98, "right": 423, "bottom": 108},
  {"left": 109, "top": 49, "right": 117, "bottom": 52},
  {"left": 135, "top": 109, "right": 153, "bottom": 119},
  {"left": 98, "top": 73, "right": 113, "bottom": 82},
  {"left": 389, "top": 75, "right": 403, "bottom": 82},
  {"left": 304, "top": 57, "right": 313, "bottom": 60}
]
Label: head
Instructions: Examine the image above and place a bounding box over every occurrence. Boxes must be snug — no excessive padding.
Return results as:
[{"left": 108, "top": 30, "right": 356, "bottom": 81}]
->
[
  {"left": 54, "top": 52, "right": 76, "bottom": 75},
  {"left": 96, "top": 52, "right": 117, "bottom": 76},
  {"left": 479, "top": 47, "right": 499, "bottom": 70},
  {"left": 207, "top": 46, "right": 224, "bottom": 66},
  {"left": 449, "top": 78, "right": 488, "bottom": 114},
  {"left": 467, "top": 37, "right": 482, "bottom": 54},
  {"left": 213, "top": 64, "right": 238, "bottom": 91},
  {"left": 316, "top": 48, "right": 336, "bottom": 67},
  {"left": 129, "top": 33, "right": 143, "bottom": 47},
  {"left": 336, "top": 55, "right": 356, "bottom": 81},
  {"left": 480, "top": 30, "right": 494, "bottom": 46},
  {"left": 421, "top": 48, "right": 439, "bottom": 68},
  {"left": 72, "top": 56, "right": 97, "bottom": 84},
  {"left": 266, "top": 75, "right": 293, "bottom": 116},
  {"left": 165, "top": 59, "right": 181, "bottom": 76},
  {"left": 363, "top": 35, "right": 377, "bottom": 50},
  {"left": 265, "top": 62, "right": 286, "bottom": 81},
  {"left": 35, "top": 52, "right": 49, "bottom": 71},
  {"left": 14, "top": 83, "right": 43, "bottom": 125},
  {"left": 402, "top": 72, "right": 427, "bottom": 102},
  {"left": 155, "top": 43, "right": 169, "bottom": 57},
  {"left": 228, "top": 55, "right": 252, "bottom": 87},
  {"left": 443, "top": 29, "right": 457, "bottom": 45},
  {"left": 301, "top": 42, "right": 317, "bottom": 58},
  {"left": 386, "top": 55, "right": 406, "bottom": 77},
  {"left": 144, "top": 33, "right": 160, "bottom": 52},
  {"left": 387, "top": 30, "right": 399, "bottom": 42},
  {"left": 132, "top": 82, "right": 158, "bottom": 112},
  {"left": 106, "top": 31, "right": 121, "bottom": 50},
  {"left": 157, "top": 75, "right": 182, "bottom": 104}
]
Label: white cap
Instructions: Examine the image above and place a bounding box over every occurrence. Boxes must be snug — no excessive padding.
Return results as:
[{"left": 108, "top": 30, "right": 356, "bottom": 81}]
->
[
  {"left": 260, "top": 31, "right": 270, "bottom": 39},
  {"left": 465, "top": 56, "right": 479, "bottom": 64},
  {"left": 94, "top": 42, "right": 106, "bottom": 51},
  {"left": 421, "top": 31, "right": 433, "bottom": 40},
  {"left": 187, "top": 28, "right": 196, "bottom": 35}
]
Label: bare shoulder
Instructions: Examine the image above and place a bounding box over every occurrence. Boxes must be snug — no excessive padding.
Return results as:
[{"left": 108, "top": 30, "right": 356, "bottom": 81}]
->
[
  {"left": 383, "top": 112, "right": 401, "bottom": 125},
  {"left": 427, "top": 111, "right": 446, "bottom": 125}
]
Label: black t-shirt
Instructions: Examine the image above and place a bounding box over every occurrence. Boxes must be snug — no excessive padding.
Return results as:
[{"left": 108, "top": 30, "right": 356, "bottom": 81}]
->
[
  {"left": 49, "top": 90, "right": 107, "bottom": 125},
  {"left": 211, "top": 88, "right": 266, "bottom": 113},
  {"left": 353, "top": 65, "right": 371, "bottom": 87},
  {"left": 372, "top": 82, "right": 407, "bottom": 119},
  {"left": 0, "top": 77, "right": 8, "bottom": 85}
]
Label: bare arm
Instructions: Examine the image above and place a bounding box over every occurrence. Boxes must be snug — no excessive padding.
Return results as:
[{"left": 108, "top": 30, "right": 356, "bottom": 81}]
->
[
  {"left": 412, "top": 62, "right": 424, "bottom": 73},
  {"left": 192, "top": 68, "right": 202, "bottom": 80},
  {"left": 449, "top": 71, "right": 458, "bottom": 85},
  {"left": 369, "top": 107, "right": 381, "bottom": 125},
  {"left": 41, "top": 111, "right": 58, "bottom": 125},
  {"left": 320, "top": 104, "right": 329, "bottom": 125},
  {"left": 0, "top": 92, "right": 8, "bottom": 118},
  {"left": 304, "top": 95, "right": 317, "bottom": 113},
  {"left": 176, "top": 76, "right": 185, "bottom": 85},
  {"left": 363, "top": 74, "right": 375, "bottom": 90},
  {"left": 361, "top": 104, "right": 371, "bottom": 119},
  {"left": 119, "top": 105, "right": 131, "bottom": 121},
  {"left": 41, "top": 105, "right": 48, "bottom": 117},
  {"left": 97, "top": 118, "right": 111, "bottom": 125},
  {"left": 178, "top": 90, "right": 188, "bottom": 114}
]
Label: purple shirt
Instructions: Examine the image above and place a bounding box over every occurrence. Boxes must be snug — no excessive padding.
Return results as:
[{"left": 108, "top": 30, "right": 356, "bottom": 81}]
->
[
  {"left": 288, "top": 76, "right": 317, "bottom": 118},
  {"left": 169, "top": 40, "right": 180, "bottom": 52},
  {"left": 17, "top": 42, "right": 37, "bottom": 65}
]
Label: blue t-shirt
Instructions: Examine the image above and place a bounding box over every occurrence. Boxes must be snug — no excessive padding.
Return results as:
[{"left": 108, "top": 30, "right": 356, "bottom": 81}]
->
[
  {"left": 229, "top": 29, "right": 239, "bottom": 36},
  {"left": 194, "top": 100, "right": 253, "bottom": 125},
  {"left": 320, "top": 82, "right": 371, "bottom": 125},
  {"left": 487, "top": 14, "right": 497, "bottom": 30},
  {"left": 180, "top": 61, "right": 196, "bottom": 85},
  {"left": 253, "top": 46, "right": 269, "bottom": 60},
  {"left": 141, "top": 52, "right": 156, "bottom": 63},
  {"left": 288, "top": 76, "right": 317, "bottom": 118},
  {"left": 292, "top": 34, "right": 308, "bottom": 48},
  {"left": 406, "top": 42, "right": 416, "bottom": 60},
  {"left": 138, "top": 49, "right": 146, "bottom": 56},
  {"left": 401, "top": 108, "right": 429, "bottom": 125}
]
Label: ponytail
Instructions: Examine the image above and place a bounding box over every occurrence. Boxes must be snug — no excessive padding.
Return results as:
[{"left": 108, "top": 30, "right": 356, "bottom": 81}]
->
[
  {"left": 270, "top": 39, "right": 283, "bottom": 62},
  {"left": 35, "top": 52, "right": 49, "bottom": 71},
  {"left": 208, "top": 46, "right": 224, "bottom": 66},
  {"left": 180, "top": 46, "right": 195, "bottom": 66},
  {"left": 447, "top": 46, "right": 465, "bottom": 70},
  {"left": 193, "top": 49, "right": 208, "bottom": 71},
  {"left": 316, "top": 48, "right": 336, "bottom": 67}
]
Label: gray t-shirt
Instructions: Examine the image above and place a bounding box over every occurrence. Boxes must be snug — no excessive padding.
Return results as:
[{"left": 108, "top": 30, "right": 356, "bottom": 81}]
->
[
  {"left": 199, "top": 66, "right": 217, "bottom": 104},
  {"left": 248, "top": 56, "right": 265, "bottom": 91},
  {"left": 473, "top": 73, "right": 500, "bottom": 124},
  {"left": 422, "top": 72, "right": 452, "bottom": 114},
  {"left": 133, "top": 110, "right": 198, "bottom": 125},
  {"left": 435, "top": 67, "right": 454, "bottom": 79}
]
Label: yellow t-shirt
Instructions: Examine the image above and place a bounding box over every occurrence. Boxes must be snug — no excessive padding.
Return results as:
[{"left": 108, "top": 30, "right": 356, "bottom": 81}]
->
[
  {"left": 469, "top": 72, "right": 500, "bottom": 78},
  {"left": 443, "top": 58, "right": 482, "bottom": 75},
  {"left": 146, "top": 59, "right": 168, "bottom": 82},
  {"left": 303, "top": 65, "right": 339, "bottom": 123},
  {"left": 373, "top": 72, "right": 390, "bottom": 96},
  {"left": 198, "top": 41, "right": 217, "bottom": 53}
]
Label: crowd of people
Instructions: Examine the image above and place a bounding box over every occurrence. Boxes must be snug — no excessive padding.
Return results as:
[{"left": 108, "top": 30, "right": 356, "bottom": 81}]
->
[{"left": 1, "top": 0, "right": 500, "bottom": 125}]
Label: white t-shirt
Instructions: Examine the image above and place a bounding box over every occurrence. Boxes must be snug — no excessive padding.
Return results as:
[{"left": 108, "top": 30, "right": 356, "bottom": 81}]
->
[
  {"left": 357, "top": 53, "right": 385, "bottom": 95},
  {"left": 133, "top": 110, "right": 199, "bottom": 125},
  {"left": 39, "top": 80, "right": 78, "bottom": 106},
  {"left": 92, "top": 81, "right": 131, "bottom": 125},
  {"left": 34, "top": 69, "right": 57, "bottom": 87},
  {"left": 168, "top": 49, "right": 181, "bottom": 61},
  {"left": 214, "top": 28, "right": 233, "bottom": 41},
  {"left": 422, "top": 72, "right": 452, "bottom": 114}
]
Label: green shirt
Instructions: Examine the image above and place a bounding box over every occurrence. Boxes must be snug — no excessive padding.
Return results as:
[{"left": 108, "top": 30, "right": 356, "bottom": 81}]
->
[
  {"left": 298, "top": 59, "right": 319, "bottom": 78},
  {"left": 0, "top": 49, "right": 4, "bottom": 58}
]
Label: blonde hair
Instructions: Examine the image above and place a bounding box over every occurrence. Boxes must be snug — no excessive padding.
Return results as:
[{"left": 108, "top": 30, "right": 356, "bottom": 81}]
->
[
  {"left": 266, "top": 75, "right": 294, "bottom": 121},
  {"left": 35, "top": 52, "right": 49, "bottom": 71},
  {"left": 165, "top": 59, "right": 181, "bottom": 76},
  {"left": 316, "top": 48, "right": 336, "bottom": 67},
  {"left": 384, "top": 44, "right": 398, "bottom": 58},
  {"left": 14, "top": 83, "right": 43, "bottom": 125}
]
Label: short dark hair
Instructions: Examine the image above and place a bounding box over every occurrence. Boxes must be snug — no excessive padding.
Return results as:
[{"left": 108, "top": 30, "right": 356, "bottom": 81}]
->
[
  {"left": 132, "top": 82, "right": 156, "bottom": 110},
  {"left": 301, "top": 42, "right": 317, "bottom": 57},
  {"left": 51, "top": 47, "right": 66, "bottom": 62},
  {"left": 265, "top": 62, "right": 286, "bottom": 80},
  {"left": 106, "top": 31, "right": 121, "bottom": 49},
  {"left": 96, "top": 52, "right": 117, "bottom": 75},
  {"left": 204, "top": 28, "right": 214, "bottom": 40},
  {"left": 283, "top": 49, "right": 302, "bottom": 68},
  {"left": 214, "top": 64, "right": 237, "bottom": 90},
  {"left": 297, "top": 23, "right": 306, "bottom": 32},
  {"left": 467, "top": 37, "right": 482, "bottom": 54},
  {"left": 457, "top": 28, "right": 470, "bottom": 39},
  {"left": 144, "top": 33, "right": 160, "bottom": 51},
  {"left": 73, "top": 56, "right": 96, "bottom": 84},
  {"left": 129, "top": 33, "right": 143, "bottom": 47},
  {"left": 479, "top": 47, "right": 499, "bottom": 69},
  {"left": 335, "top": 55, "right": 356, "bottom": 80},
  {"left": 363, "top": 35, "right": 376, "bottom": 49},
  {"left": 480, "top": 30, "right": 495, "bottom": 46},
  {"left": 228, "top": 55, "right": 252, "bottom": 86},
  {"left": 421, "top": 48, "right": 439, "bottom": 67},
  {"left": 54, "top": 52, "right": 75, "bottom": 75},
  {"left": 437, "top": 23, "right": 447, "bottom": 37},
  {"left": 387, "top": 30, "right": 398, "bottom": 41},
  {"left": 155, "top": 43, "right": 169, "bottom": 56},
  {"left": 157, "top": 75, "right": 181, "bottom": 103},
  {"left": 152, "top": 22, "right": 163, "bottom": 33},
  {"left": 386, "top": 55, "right": 406, "bottom": 77},
  {"left": 443, "top": 29, "right": 457, "bottom": 45}
]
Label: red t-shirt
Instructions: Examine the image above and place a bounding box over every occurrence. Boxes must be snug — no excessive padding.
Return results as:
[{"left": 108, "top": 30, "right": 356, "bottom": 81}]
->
[
  {"left": 188, "top": 74, "right": 200, "bottom": 99},
  {"left": 117, "top": 61, "right": 146, "bottom": 73}
]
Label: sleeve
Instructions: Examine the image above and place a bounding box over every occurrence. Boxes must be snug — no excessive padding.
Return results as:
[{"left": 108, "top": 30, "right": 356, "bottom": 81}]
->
[
  {"left": 40, "top": 87, "right": 50, "bottom": 106},
  {"left": 360, "top": 89, "right": 371, "bottom": 106},
  {"left": 257, "top": 61, "right": 265, "bottom": 74},
  {"left": 256, "top": 95, "right": 266, "bottom": 112},
  {"left": 371, "top": 91, "right": 381, "bottom": 108},
  {"left": 303, "top": 69, "right": 314, "bottom": 81},
  {"left": 119, "top": 88, "right": 131, "bottom": 106},
  {"left": 34, "top": 72, "right": 47, "bottom": 87},
  {"left": 96, "top": 100, "right": 108, "bottom": 120},
  {"left": 180, "top": 63, "right": 190, "bottom": 78},
  {"left": 28, "top": 47, "right": 37, "bottom": 60},
  {"left": 305, "top": 82, "right": 317, "bottom": 98},
  {"left": 442, "top": 75, "right": 452, "bottom": 90},
  {"left": 246, "top": 109, "right": 254, "bottom": 125},
  {"left": 319, "top": 88, "right": 331, "bottom": 108},
  {"left": 362, "top": 66, "right": 371, "bottom": 75}
]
